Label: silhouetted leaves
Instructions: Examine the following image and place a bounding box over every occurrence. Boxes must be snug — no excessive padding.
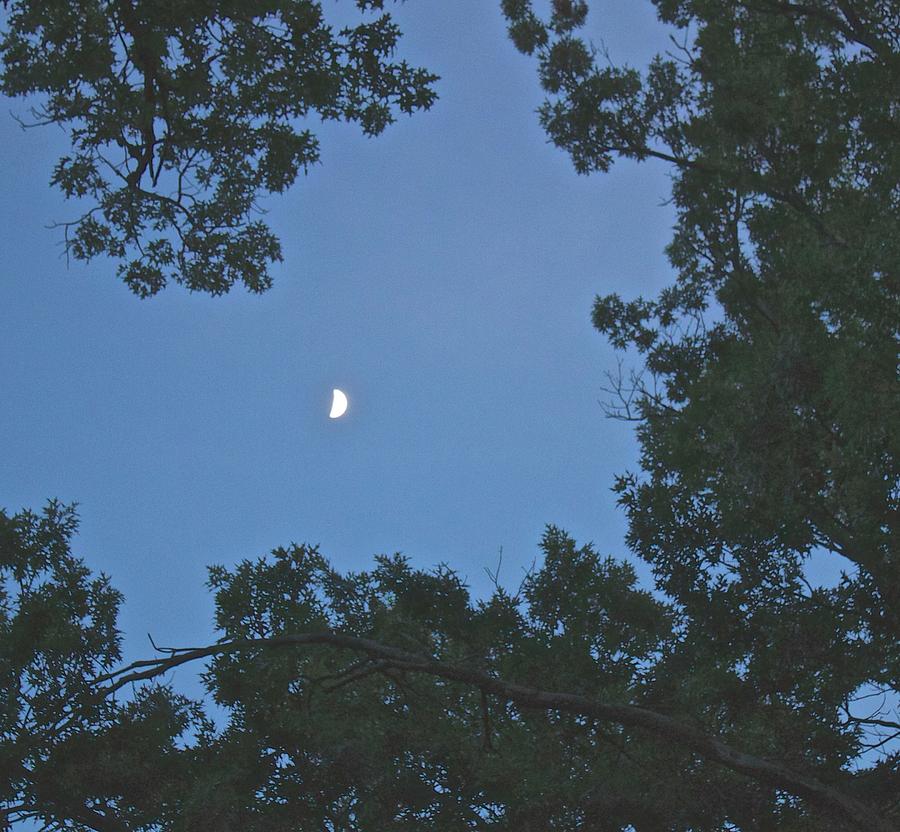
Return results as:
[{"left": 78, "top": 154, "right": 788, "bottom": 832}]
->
[
  {"left": 503, "top": 0, "right": 899, "bottom": 824},
  {"left": 2, "top": 2, "right": 898, "bottom": 830},
  {"left": 1, "top": 0, "right": 438, "bottom": 296}
]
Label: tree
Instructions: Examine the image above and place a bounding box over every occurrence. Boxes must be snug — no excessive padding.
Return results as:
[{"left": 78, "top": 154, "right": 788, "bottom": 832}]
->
[
  {"left": 2, "top": 1, "right": 898, "bottom": 830},
  {"left": 0, "top": 0, "right": 437, "bottom": 296},
  {"left": 3, "top": 503, "right": 896, "bottom": 832},
  {"left": 501, "top": 0, "right": 900, "bottom": 821}
]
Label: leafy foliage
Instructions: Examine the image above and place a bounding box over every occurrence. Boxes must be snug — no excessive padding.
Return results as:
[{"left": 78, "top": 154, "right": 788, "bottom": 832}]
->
[
  {"left": 0, "top": 0, "right": 437, "bottom": 296},
  {"left": 500, "top": 0, "right": 898, "bottom": 610},
  {"left": 0, "top": 503, "right": 207, "bottom": 831},
  {"left": 3, "top": 508, "right": 895, "bottom": 830},
  {"left": 501, "top": 0, "right": 900, "bottom": 820},
  {"left": 2, "top": 1, "right": 898, "bottom": 831}
]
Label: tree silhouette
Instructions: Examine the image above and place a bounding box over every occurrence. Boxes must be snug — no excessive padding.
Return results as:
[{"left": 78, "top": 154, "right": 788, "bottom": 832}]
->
[
  {"left": 2, "top": 1, "right": 897, "bottom": 830},
  {"left": 0, "top": 0, "right": 437, "bottom": 296}
]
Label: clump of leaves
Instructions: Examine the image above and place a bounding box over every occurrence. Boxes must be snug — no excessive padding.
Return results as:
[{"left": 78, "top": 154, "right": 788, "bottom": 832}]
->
[{"left": 1, "top": 0, "right": 438, "bottom": 296}]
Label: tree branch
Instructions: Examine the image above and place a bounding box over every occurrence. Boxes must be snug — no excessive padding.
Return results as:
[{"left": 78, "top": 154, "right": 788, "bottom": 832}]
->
[
  {"left": 90, "top": 631, "right": 896, "bottom": 832},
  {"left": 743, "top": 0, "right": 892, "bottom": 59},
  {"left": 600, "top": 143, "right": 849, "bottom": 249}
]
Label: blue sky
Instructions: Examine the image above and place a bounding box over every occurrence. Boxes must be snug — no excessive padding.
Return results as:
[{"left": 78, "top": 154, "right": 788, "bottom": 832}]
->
[{"left": 2, "top": 1, "right": 711, "bottom": 672}]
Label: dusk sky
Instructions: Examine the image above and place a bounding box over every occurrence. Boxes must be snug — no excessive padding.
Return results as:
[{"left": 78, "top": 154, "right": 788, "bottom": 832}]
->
[{"left": 0, "top": 0, "right": 844, "bottom": 686}]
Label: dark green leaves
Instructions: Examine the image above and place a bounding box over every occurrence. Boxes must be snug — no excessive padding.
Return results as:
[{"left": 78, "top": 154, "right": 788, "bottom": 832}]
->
[
  {"left": 506, "top": 0, "right": 899, "bottom": 820},
  {"left": 196, "top": 529, "right": 679, "bottom": 831},
  {"left": 0, "top": 502, "right": 127, "bottom": 828},
  {"left": 1, "top": 0, "right": 438, "bottom": 296}
]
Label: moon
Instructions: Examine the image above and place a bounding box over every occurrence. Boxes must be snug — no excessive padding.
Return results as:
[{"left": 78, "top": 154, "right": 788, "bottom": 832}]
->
[{"left": 329, "top": 388, "right": 348, "bottom": 419}]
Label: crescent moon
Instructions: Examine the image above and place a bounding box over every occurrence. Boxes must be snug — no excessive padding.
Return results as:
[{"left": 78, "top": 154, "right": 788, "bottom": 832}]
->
[{"left": 329, "top": 388, "right": 348, "bottom": 419}]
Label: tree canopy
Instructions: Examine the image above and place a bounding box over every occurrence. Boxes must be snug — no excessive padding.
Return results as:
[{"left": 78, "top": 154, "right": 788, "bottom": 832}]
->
[
  {"left": 2, "top": 1, "right": 898, "bottom": 831},
  {"left": 0, "top": 0, "right": 437, "bottom": 296},
  {"left": 2, "top": 502, "right": 896, "bottom": 831}
]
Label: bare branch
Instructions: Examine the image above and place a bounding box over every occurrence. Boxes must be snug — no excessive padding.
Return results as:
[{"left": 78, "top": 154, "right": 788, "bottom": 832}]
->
[{"left": 845, "top": 715, "right": 900, "bottom": 731}]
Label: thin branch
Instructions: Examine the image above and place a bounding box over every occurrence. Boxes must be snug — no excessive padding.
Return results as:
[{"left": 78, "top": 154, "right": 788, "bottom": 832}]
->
[
  {"left": 483, "top": 546, "right": 503, "bottom": 591},
  {"left": 843, "top": 715, "right": 900, "bottom": 731},
  {"left": 317, "top": 659, "right": 391, "bottom": 693},
  {"left": 858, "top": 730, "right": 900, "bottom": 752}
]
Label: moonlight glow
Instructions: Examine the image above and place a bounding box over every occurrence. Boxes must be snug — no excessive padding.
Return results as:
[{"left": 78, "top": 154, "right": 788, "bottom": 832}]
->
[{"left": 329, "top": 389, "right": 348, "bottom": 419}]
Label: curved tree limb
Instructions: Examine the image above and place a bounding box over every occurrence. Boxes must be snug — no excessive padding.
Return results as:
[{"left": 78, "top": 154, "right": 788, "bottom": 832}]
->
[{"left": 91, "top": 631, "right": 897, "bottom": 832}]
